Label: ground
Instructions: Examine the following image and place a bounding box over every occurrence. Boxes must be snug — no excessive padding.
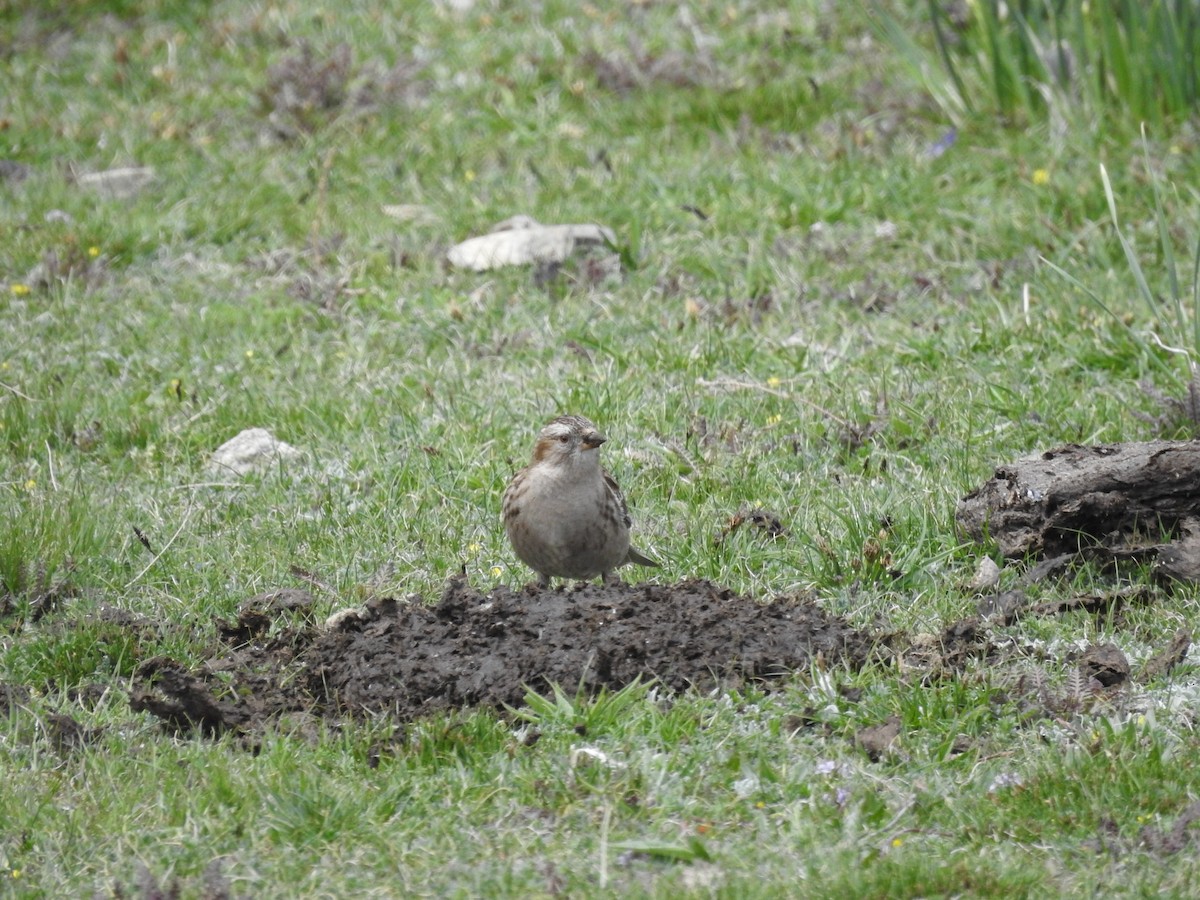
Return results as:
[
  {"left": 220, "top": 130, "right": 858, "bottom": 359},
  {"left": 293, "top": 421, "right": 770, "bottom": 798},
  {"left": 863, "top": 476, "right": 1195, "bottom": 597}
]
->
[
  {"left": 121, "top": 577, "right": 881, "bottom": 741},
  {"left": 100, "top": 561, "right": 1192, "bottom": 753}
]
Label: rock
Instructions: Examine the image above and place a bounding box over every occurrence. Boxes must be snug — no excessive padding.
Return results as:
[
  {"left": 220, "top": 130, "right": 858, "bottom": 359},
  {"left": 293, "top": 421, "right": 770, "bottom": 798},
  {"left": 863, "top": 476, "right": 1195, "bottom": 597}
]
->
[
  {"left": 1139, "top": 629, "right": 1192, "bottom": 683},
  {"left": 855, "top": 715, "right": 902, "bottom": 761},
  {"left": 1153, "top": 521, "right": 1200, "bottom": 585},
  {"left": 75, "top": 166, "right": 157, "bottom": 199},
  {"left": 207, "top": 427, "right": 302, "bottom": 478},
  {"left": 447, "top": 215, "right": 616, "bottom": 271},
  {"left": 968, "top": 556, "right": 1002, "bottom": 592},
  {"left": 1079, "top": 642, "right": 1130, "bottom": 688}
]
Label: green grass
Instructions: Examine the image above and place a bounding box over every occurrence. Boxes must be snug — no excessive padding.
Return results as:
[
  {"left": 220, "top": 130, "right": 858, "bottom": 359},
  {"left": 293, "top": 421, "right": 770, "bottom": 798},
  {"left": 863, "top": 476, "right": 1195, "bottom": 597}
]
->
[
  {"left": 3, "top": 0, "right": 1200, "bottom": 895},
  {"left": 874, "top": 0, "right": 1200, "bottom": 129}
]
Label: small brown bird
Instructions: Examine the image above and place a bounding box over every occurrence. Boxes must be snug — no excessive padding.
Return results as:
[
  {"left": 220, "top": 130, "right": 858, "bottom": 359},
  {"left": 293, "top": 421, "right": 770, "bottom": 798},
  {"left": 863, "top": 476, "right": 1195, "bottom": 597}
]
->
[{"left": 502, "top": 415, "right": 658, "bottom": 587}]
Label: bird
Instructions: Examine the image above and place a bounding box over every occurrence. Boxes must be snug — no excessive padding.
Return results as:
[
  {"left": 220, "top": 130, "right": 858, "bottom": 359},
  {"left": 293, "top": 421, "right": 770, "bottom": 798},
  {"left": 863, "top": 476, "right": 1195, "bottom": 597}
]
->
[{"left": 502, "top": 414, "right": 658, "bottom": 588}]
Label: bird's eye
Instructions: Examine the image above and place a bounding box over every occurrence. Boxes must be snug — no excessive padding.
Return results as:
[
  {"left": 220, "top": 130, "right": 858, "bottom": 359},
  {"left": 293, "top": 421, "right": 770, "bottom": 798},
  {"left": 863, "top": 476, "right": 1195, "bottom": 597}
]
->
[{"left": 558, "top": 435, "right": 569, "bottom": 443}]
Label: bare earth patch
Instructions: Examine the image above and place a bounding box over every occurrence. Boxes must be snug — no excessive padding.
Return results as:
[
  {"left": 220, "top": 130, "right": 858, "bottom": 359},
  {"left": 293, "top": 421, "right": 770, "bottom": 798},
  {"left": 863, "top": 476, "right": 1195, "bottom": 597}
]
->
[
  {"left": 15, "top": 559, "right": 1193, "bottom": 749},
  {"left": 128, "top": 578, "right": 879, "bottom": 739}
]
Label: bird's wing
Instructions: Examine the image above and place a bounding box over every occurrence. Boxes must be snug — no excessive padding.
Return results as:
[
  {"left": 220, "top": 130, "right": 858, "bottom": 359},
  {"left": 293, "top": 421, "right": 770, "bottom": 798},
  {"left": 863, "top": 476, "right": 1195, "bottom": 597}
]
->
[
  {"left": 602, "top": 470, "right": 632, "bottom": 529},
  {"left": 605, "top": 469, "right": 659, "bottom": 567}
]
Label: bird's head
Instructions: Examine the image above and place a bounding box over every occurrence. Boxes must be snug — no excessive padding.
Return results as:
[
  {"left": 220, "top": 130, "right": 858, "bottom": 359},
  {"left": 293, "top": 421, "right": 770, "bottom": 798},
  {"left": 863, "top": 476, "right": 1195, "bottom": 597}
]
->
[{"left": 531, "top": 415, "right": 606, "bottom": 467}]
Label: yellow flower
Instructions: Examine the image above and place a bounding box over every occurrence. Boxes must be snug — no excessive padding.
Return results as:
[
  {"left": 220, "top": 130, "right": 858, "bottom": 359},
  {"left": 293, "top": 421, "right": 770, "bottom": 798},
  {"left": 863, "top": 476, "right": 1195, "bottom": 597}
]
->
[
  {"left": 244, "top": 349, "right": 254, "bottom": 359},
  {"left": 24, "top": 479, "right": 36, "bottom": 491},
  {"left": 766, "top": 376, "right": 782, "bottom": 388},
  {"left": 9, "top": 283, "right": 30, "bottom": 296},
  {"left": 467, "top": 542, "right": 482, "bottom": 554},
  {"left": 490, "top": 565, "right": 504, "bottom": 578},
  {"left": 891, "top": 837, "right": 903, "bottom": 848},
  {"left": 88, "top": 246, "right": 100, "bottom": 257},
  {"left": 1032, "top": 168, "right": 1050, "bottom": 186},
  {"left": 465, "top": 169, "right": 476, "bottom": 183},
  {"left": 766, "top": 414, "right": 782, "bottom": 426}
]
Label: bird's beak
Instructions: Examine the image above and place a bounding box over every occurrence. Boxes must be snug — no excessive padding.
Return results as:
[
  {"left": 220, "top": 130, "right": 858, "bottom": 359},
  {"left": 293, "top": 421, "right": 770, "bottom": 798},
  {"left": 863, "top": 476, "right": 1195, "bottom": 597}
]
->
[{"left": 582, "top": 431, "right": 607, "bottom": 450}]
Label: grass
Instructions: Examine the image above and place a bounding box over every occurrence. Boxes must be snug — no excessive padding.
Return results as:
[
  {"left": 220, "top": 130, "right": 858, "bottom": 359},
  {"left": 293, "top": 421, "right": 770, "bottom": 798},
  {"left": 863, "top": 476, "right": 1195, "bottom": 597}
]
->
[
  {"left": 3, "top": 0, "right": 1200, "bottom": 895},
  {"left": 875, "top": 0, "right": 1200, "bottom": 128}
]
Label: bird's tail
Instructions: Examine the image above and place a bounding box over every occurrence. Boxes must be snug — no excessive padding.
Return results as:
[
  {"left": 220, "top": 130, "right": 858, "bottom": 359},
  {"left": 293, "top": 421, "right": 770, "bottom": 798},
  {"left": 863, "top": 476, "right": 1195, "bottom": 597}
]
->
[{"left": 626, "top": 546, "right": 659, "bottom": 568}]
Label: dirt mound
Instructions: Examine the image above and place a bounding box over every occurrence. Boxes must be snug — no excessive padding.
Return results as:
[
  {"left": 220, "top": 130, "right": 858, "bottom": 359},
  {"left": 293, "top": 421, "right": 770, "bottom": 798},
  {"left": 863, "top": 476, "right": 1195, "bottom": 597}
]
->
[
  {"left": 308, "top": 577, "right": 876, "bottom": 715},
  {"left": 131, "top": 578, "right": 879, "bottom": 737}
]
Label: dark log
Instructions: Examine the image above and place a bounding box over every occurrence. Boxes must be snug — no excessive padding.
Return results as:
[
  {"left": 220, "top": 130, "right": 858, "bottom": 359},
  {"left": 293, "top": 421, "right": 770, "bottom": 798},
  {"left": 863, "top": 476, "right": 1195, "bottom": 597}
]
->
[{"left": 956, "top": 441, "right": 1200, "bottom": 559}]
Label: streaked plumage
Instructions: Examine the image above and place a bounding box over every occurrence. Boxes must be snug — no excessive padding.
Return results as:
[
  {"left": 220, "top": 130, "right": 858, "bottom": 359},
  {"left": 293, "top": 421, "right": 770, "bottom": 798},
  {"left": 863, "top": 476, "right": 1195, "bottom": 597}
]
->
[{"left": 502, "top": 415, "right": 658, "bottom": 587}]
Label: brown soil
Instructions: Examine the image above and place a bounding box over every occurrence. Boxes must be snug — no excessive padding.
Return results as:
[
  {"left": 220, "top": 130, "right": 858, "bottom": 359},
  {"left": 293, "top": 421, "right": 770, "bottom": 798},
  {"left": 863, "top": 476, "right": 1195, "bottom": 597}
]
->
[
  {"left": 14, "top": 567, "right": 1187, "bottom": 748},
  {"left": 127, "top": 577, "right": 881, "bottom": 739}
]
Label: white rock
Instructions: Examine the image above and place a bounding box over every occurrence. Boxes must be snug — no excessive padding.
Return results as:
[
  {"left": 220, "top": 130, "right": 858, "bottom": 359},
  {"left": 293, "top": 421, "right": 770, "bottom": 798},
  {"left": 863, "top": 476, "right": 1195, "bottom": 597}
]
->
[
  {"left": 207, "top": 427, "right": 302, "bottom": 478},
  {"left": 324, "top": 607, "right": 368, "bottom": 631},
  {"left": 75, "top": 166, "right": 157, "bottom": 199},
  {"left": 447, "top": 215, "right": 616, "bottom": 271},
  {"left": 968, "top": 556, "right": 1002, "bottom": 592}
]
